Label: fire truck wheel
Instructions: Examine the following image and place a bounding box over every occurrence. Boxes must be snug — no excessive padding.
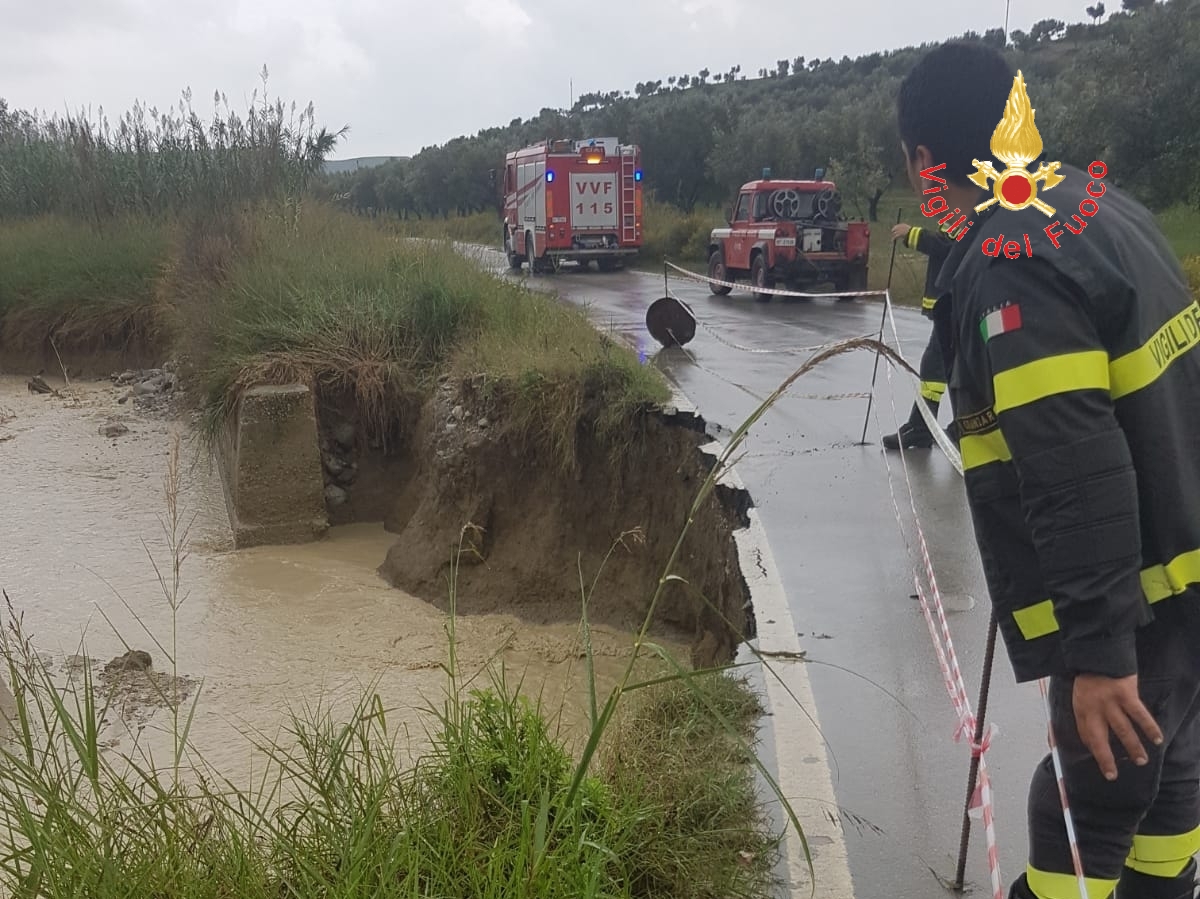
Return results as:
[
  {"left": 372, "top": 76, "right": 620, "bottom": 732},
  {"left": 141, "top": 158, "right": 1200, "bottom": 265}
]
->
[
  {"left": 504, "top": 230, "right": 522, "bottom": 271},
  {"left": 707, "top": 251, "right": 732, "bottom": 295},
  {"left": 750, "top": 254, "right": 774, "bottom": 302},
  {"left": 526, "top": 232, "right": 545, "bottom": 274}
]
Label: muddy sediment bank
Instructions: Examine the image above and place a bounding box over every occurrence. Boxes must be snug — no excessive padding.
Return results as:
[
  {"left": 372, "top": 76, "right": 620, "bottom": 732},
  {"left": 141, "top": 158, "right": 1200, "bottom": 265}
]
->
[
  {"left": 220, "top": 369, "right": 757, "bottom": 669},
  {"left": 4, "top": 315, "right": 758, "bottom": 674},
  {"left": 375, "top": 378, "right": 755, "bottom": 668},
  {"left": 3, "top": 337, "right": 759, "bottom": 690}
]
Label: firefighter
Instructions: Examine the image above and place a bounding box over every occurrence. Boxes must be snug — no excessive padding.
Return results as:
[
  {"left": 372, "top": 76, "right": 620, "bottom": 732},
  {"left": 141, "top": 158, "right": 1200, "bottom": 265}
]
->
[
  {"left": 881, "top": 217, "right": 962, "bottom": 450},
  {"left": 897, "top": 41, "right": 1200, "bottom": 899}
]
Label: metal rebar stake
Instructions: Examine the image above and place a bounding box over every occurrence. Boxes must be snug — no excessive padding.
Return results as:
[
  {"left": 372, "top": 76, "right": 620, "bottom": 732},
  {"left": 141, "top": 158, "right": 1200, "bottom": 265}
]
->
[
  {"left": 953, "top": 610, "right": 1000, "bottom": 892},
  {"left": 858, "top": 207, "right": 903, "bottom": 445}
]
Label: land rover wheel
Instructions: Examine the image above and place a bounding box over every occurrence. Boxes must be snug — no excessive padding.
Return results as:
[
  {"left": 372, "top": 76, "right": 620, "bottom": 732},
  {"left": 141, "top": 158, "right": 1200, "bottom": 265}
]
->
[
  {"left": 751, "top": 255, "right": 774, "bottom": 302},
  {"left": 836, "top": 265, "right": 868, "bottom": 300},
  {"left": 708, "top": 250, "right": 732, "bottom": 295}
]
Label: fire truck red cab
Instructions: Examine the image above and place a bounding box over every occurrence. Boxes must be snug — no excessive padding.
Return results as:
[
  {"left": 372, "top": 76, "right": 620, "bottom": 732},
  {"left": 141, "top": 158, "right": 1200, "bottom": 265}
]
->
[{"left": 501, "top": 137, "right": 643, "bottom": 273}]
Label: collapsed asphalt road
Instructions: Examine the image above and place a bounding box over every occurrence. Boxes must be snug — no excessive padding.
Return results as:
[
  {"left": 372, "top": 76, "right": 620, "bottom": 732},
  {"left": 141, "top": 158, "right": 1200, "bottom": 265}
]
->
[{"left": 472, "top": 249, "right": 1054, "bottom": 899}]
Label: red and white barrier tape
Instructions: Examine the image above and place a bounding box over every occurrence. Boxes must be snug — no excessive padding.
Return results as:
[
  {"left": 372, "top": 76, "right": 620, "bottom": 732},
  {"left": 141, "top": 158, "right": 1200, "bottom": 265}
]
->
[
  {"left": 879, "top": 291, "right": 1089, "bottom": 899},
  {"left": 1038, "top": 679, "right": 1092, "bottom": 899},
  {"left": 873, "top": 295, "right": 1005, "bottom": 899},
  {"left": 664, "top": 260, "right": 889, "bottom": 299},
  {"left": 883, "top": 294, "right": 963, "bottom": 474}
]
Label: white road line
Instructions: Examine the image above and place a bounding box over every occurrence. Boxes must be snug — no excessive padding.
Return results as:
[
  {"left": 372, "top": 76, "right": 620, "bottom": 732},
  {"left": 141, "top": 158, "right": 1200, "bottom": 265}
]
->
[{"left": 667, "top": 386, "right": 856, "bottom": 899}]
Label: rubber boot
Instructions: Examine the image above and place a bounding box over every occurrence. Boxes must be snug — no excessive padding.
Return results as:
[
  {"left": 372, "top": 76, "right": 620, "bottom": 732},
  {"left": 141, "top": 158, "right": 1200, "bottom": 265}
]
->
[
  {"left": 1008, "top": 873, "right": 1040, "bottom": 899},
  {"left": 1117, "top": 859, "right": 1199, "bottom": 899},
  {"left": 882, "top": 400, "right": 936, "bottom": 450}
]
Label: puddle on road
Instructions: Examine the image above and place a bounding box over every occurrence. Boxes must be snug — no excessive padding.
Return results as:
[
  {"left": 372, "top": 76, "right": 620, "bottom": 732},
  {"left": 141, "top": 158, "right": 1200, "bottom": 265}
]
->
[{"left": 0, "top": 375, "right": 679, "bottom": 781}]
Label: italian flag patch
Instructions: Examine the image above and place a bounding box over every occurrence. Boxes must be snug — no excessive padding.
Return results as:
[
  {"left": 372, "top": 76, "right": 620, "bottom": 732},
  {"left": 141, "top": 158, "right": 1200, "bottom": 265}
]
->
[{"left": 980, "top": 304, "right": 1022, "bottom": 341}]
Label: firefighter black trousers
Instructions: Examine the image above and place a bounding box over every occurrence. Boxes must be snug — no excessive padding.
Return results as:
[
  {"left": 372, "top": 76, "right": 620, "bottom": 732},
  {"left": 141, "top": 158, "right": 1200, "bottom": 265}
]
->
[
  {"left": 1014, "top": 595, "right": 1200, "bottom": 899},
  {"left": 917, "top": 326, "right": 947, "bottom": 407}
]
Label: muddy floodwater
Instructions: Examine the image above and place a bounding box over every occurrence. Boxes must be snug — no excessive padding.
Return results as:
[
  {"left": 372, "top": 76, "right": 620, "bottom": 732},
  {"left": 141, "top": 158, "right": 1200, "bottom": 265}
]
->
[{"left": 0, "top": 374, "right": 684, "bottom": 780}]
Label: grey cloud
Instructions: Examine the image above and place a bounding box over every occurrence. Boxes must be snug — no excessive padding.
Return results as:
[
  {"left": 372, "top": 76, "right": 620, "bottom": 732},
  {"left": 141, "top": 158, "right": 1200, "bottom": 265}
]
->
[{"left": 1, "top": 0, "right": 1098, "bottom": 158}]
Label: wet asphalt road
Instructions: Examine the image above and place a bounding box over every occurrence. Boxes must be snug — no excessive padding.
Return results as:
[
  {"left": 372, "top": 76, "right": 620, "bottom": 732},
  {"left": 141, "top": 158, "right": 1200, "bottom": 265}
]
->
[{"left": 491, "top": 255, "right": 1054, "bottom": 899}]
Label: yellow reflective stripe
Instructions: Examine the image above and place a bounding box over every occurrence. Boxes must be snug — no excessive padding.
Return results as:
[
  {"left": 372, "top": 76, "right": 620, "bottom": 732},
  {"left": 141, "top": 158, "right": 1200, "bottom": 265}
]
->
[
  {"left": 1125, "top": 827, "right": 1200, "bottom": 876},
  {"left": 1027, "top": 865, "right": 1117, "bottom": 899},
  {"left": 920, "top": 380, "right": 946, "bottom": 402},
  {"left": 992, "top": 351, "right": 1111, "bottom": 414},
  {"left": 1013, "top": 548, "right": 1200, "bottom": 640},
  {"left": 1142, "top": 547, "right": 1200, "bottom": 604},
  {"left": 1132, "top": 826, "right": 1200, "bottom": 862},
  {"left": 921, "top": 296, "right": 938, "bottom": 310},
  {"left": 1125, "top": 857, "right": 1192, "bottom": 877},
  {"left": 907, "top": 227, "right": 921, "bottom": 249},
  {"left": 1013, "top": 600, "right": 1058, "bottom": 640},
  {"left": 1109, "top": 300, "right": 1200, "bottom": 399},
  {"left": 988, "top": 303, "right": 1200, "bottom": 410},
  {"left": 959, "top": 430, "right": 1011, "bottom": 470}
]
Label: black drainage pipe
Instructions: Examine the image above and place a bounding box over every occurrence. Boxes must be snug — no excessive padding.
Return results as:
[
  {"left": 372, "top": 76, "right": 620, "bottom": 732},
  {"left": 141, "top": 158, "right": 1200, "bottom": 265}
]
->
[{"left": 645, "top": 296, "right": 697, "bottom": 348}]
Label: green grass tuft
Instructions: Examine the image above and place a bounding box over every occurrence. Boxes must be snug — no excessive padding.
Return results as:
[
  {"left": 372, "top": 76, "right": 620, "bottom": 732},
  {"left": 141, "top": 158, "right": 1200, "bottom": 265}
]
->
[{"left": 0, "top": 215, "right": 171, "bottom": 350}]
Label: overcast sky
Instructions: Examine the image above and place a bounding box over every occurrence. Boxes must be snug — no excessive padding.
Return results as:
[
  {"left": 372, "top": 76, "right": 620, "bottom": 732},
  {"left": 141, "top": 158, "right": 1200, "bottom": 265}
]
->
[{"left": 4, "top": 0, "right": 1096, "bottom": 159}]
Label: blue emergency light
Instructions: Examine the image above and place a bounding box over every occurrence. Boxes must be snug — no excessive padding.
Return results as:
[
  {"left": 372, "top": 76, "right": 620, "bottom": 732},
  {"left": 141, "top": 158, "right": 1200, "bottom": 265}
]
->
[
  {"left": 546, "top": 170, "right": 554, "bottom": 182},
  {"left": 634, "top": 170, "right": 643, "bottom": 181}
]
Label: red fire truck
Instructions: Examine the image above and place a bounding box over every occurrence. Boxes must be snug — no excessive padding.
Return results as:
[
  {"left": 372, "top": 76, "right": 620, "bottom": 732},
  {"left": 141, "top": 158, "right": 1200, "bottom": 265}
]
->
[{"left": 501, "top": 137, "right": 644, "bottom": 273}]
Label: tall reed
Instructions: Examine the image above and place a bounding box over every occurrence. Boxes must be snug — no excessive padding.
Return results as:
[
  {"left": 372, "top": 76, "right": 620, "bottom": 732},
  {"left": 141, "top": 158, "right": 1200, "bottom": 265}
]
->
[{"left": 0, "top": 69, "right": 344, "bottom": 224}]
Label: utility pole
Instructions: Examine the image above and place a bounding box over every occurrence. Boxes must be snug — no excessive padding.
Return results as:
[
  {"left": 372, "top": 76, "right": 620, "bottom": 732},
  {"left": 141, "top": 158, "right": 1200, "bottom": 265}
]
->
[{"left": 1004, "top": 0, "right": 1012, "bottom": 42}]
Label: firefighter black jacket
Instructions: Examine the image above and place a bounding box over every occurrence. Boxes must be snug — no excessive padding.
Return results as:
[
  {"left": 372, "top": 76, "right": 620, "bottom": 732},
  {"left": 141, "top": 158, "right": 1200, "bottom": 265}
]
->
[
  {"left": 933, "top": 163, "right": 1200, "bottom": 683},
  {"left": 904, "top": 222, "right": 955, "bottom": 319}
]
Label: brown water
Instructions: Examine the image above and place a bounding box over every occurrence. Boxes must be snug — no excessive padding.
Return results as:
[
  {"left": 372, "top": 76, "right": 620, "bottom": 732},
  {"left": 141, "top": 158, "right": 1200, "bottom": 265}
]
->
[{"left": 0, "top": 374, "right": 683, "bottom": 782}]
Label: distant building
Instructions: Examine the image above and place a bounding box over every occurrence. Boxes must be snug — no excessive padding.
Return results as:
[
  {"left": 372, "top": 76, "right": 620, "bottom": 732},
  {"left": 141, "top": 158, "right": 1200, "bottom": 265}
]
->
[{"left": 321, "top": 156, "right": 410, "bottom": 175}]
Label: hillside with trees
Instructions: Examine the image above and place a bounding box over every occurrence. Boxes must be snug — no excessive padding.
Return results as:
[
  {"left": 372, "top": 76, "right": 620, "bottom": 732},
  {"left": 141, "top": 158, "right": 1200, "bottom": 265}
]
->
[{"left": 322, "top": 0, "right": 1199, "bottom": 223}]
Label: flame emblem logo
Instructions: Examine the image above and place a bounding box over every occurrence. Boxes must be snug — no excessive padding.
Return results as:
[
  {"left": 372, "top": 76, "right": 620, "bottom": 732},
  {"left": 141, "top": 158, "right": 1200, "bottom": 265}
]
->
[{"left": 970, "top": 71, "right": 1064, "bottom": 217}]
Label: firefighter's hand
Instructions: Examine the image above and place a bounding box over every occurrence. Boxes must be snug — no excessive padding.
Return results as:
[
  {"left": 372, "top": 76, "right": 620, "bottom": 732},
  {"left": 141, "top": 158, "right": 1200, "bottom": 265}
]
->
[
  {"left": 891, "top": 223, "right": 911, "bottom": 241},
  {"left": 1072, "top": 674, "right": 1164, "bottom": 781}
]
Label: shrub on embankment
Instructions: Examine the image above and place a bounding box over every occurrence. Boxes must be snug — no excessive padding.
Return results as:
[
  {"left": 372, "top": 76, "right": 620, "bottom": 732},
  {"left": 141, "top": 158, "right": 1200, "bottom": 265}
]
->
[
  {"left": 0, "top": 215, "right": 171, "bottom": 358},
  {"left": 168, "top": 203, "right": 668, "bottom": 458}
]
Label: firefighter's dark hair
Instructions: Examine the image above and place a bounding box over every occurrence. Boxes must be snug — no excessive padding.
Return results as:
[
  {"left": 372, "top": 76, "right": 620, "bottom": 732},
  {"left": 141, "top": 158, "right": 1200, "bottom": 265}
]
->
[{"left": 897, "top": 41, "right": 1017, "bottom": 186}]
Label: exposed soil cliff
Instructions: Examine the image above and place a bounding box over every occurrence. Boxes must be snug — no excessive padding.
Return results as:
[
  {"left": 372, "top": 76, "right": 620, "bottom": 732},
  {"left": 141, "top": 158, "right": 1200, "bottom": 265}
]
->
[{"left": 320, "top": 378, "right": 757, "bottom": 670}]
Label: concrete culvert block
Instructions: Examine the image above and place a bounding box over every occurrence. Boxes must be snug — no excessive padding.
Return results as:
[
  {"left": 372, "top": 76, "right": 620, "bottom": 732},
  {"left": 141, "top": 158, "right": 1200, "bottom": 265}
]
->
[{"left": 220, "top": 383, "right": 330, "bottom": 548}]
